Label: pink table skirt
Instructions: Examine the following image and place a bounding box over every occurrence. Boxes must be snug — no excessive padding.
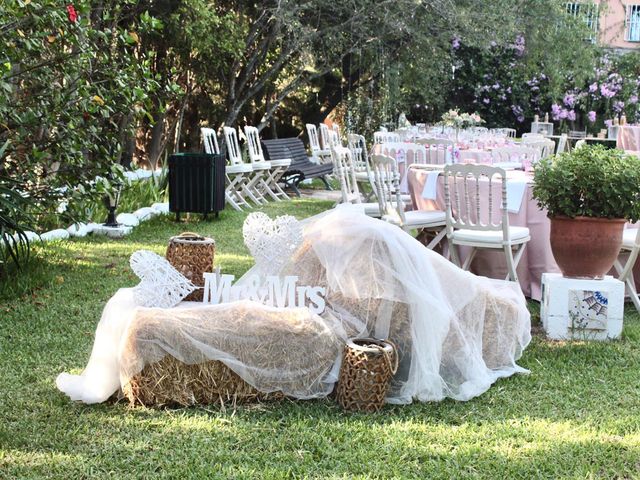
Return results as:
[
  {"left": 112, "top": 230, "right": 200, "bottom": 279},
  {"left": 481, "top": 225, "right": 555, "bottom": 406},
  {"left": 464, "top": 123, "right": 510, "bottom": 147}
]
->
[{"left": 408, "top": 168, "right": 559, "bottom": 300}]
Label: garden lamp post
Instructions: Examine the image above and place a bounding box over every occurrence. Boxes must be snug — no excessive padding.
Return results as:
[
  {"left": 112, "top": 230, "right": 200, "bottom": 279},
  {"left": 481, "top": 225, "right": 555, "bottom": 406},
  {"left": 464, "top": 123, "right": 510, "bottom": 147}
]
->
[{"left": 103, "top": 178, "right": 123, "bottom": 227}]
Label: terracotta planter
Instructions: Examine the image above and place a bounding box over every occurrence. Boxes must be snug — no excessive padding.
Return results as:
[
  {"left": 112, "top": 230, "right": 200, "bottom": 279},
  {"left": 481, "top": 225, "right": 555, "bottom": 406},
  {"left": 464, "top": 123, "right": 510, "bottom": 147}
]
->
[{"left": 549, "top": 216, "right": 625, "bottom": 279}]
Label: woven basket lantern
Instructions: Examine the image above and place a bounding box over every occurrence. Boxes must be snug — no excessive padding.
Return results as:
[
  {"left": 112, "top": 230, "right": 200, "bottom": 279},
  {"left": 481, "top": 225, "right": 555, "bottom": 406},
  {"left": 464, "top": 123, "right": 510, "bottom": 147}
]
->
[
  {"left": 165, "top": 232, "right": 215, "bottom": 301},
  {"left": 335, "top": 338, "right": 398, "bottom": 412}
]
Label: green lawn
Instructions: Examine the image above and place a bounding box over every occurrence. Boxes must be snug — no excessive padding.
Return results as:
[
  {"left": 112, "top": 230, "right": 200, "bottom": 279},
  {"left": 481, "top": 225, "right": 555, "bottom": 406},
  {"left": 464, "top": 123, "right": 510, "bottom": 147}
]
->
[{"left": 1, "top": 199, "right": 640, "bottom": 479}]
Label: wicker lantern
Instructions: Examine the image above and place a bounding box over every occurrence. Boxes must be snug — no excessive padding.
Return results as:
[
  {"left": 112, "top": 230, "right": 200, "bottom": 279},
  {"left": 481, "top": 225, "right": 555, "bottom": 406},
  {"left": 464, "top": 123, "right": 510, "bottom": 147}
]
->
[
  {"left": 335, "top": 338, "right": 398, "bottom": 412},
  {"left": 165, "top": 232, "right": 215, "bottom": 301}
]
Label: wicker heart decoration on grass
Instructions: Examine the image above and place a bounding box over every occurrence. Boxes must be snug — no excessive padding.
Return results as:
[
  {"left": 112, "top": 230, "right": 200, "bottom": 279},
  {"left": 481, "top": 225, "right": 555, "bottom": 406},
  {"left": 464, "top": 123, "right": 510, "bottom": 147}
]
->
[{"left": 242, "top": 212, "right": 303, "bottom": 273}]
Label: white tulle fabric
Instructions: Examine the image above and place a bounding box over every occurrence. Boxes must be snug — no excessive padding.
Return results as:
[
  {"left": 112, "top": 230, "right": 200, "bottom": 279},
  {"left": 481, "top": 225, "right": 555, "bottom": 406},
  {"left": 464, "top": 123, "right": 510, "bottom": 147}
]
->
[{"left": 57, "top": 205, "right": 531, "bottom": 405}]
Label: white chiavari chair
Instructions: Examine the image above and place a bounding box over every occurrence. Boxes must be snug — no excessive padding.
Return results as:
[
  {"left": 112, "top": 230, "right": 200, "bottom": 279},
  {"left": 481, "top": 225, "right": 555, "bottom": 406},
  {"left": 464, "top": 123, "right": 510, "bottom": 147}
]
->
[
  {"left": 491, "top": 146, "right": 538, "bottom": 169},
  {"left": 306, "top": 123, "right": 330, "bottom": 163},
  {"left": 332, "top": 146, "right": 380, "bottom": 217},
  {"left": 347, "top": 133, "right": 375, "bottom": 201},
  {"left": 615, "top": 227, "right": 640, "bottom": 314},
  {"left": 371, "top": 154, "right": 447, "bottom": 249},
  {"left": 415, "top": 138, "right": 455, "bottom": 165},
  {"left": 491, "top": 128, "right": 517, "bottom": 138},
  {"left": 443, "top": 164, "right": 530, "bottom": 282}
]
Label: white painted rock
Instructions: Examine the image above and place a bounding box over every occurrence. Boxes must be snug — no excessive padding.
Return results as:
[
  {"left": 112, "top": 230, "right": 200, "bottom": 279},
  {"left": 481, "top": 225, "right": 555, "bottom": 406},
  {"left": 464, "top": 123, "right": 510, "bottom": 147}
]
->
[
  {"left": 23, "top": 231, "right": 40, "bottom": 242},
  {"left": 116, "top": 213, "right": 140, "bottom": 227},
  {"left": 135, "top": 169, "right": 153, "bottom": 179},
  {"left": 41, "top": 229, "right": 70, "bottom": 242},
  {"left": 151, "top": 202, "right": 170, "bottom": 214},
  {"left": 123, "top": 171, "right": 139, "bottom": 182},
  {"left": 67, "top": 223, "right": 90, "bottom": 237},
  {"left": 133, "top": 207, "right": 156, "bottom": 221},
  {"left": 85, "top": 223, "right": 100, "bottom": 234}
]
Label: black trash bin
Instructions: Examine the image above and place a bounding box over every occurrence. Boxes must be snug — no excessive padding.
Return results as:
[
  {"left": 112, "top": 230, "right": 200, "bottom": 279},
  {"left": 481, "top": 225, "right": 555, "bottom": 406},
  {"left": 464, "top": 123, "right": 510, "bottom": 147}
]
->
[{"left": 168, "top": 153, "right": 225, "bottom": 221}]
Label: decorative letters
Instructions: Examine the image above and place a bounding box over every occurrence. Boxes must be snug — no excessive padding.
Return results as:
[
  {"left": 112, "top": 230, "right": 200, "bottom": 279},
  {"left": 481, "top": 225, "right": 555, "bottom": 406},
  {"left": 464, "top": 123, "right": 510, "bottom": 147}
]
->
[{"left": 203, "top": 273, "right": 326, "bottom": 314}]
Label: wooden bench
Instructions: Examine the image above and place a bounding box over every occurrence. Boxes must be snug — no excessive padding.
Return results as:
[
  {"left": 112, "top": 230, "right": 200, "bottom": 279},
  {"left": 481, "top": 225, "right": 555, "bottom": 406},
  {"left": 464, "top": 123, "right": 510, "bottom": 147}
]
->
[{"left": 261, "top": 138, "right": 333, "bottom": 196}]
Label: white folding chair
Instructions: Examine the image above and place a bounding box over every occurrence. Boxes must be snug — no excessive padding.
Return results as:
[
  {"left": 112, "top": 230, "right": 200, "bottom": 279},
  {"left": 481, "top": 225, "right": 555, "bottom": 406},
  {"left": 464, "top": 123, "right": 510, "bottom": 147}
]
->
[
  {"left": 371, "top": 154, "right": 446, "bottom": 249},
  {"left": 202, "top": 127, "right": 249, "bottom": 211},
  {"left": 244, "top": 126, "right": 290, "bottom": 201},
  {"left": 223, "top": 126, "right": 265, "bottom": 205},
  {"left": 306, "top": 123, "right": 330, "bottom": 163},
  {"left": 443, "top": 164, "right": 530, "bottom": 282},
  {"left": 615, "top": 227, "right": 640, "bottom": 314},
  {"left": 332, "top": 146, "right": 380, "bottom": 217}
]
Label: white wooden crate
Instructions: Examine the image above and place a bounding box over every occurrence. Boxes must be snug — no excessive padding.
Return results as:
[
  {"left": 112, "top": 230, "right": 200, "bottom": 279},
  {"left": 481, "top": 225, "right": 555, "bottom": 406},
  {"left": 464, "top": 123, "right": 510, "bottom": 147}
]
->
[{"left": 541, "top": 273, "right": 624, "bottom": 341}]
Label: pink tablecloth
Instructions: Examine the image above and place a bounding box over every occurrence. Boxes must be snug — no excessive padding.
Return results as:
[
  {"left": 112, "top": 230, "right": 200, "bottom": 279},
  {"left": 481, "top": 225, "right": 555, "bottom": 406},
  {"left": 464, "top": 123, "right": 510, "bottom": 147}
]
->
[
  {"left": 617, "top": 126, "right": 640, "bottom": 151},
  {"left": 408, "top": 168, "right": 560, "bottom": 300}
]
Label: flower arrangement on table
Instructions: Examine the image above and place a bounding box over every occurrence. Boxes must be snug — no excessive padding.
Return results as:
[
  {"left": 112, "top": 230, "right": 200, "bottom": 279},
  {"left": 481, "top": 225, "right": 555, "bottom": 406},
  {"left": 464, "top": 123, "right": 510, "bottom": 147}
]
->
[{"left": 439, "top": 109, "right": 485, "bottom": 129}]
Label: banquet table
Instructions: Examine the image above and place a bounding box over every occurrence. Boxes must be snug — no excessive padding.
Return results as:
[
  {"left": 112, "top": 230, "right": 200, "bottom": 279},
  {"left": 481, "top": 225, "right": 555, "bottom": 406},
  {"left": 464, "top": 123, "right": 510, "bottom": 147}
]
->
[
  {"left": 408, "top": 167, "right": 560, "bottom": 301},
  {"left": 617, "top": 125, "right": 640, "bottom": 151}
]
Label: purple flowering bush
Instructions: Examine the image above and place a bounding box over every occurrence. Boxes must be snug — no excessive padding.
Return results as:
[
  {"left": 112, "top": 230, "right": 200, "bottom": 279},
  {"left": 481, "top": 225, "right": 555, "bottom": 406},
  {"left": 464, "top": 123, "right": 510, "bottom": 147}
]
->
[
  {"left": 446, "top": 37, "right": 640, "bottom": 134},
  {"left": 551, "top": 54, "right": 640, "bottom": 133}
]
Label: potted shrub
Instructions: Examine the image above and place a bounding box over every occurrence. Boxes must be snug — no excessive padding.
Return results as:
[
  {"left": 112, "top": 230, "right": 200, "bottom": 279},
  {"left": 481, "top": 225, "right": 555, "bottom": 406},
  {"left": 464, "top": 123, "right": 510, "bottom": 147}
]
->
[{"left": 532, "top": 144, "right": 640, "bottom": 279}]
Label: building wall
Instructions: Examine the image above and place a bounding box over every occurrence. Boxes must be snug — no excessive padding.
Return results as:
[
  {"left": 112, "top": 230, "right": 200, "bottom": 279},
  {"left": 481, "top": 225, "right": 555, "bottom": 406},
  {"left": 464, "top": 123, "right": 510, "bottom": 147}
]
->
[{"left": 596, "top": 0, "right": 640, "bottom": 49}]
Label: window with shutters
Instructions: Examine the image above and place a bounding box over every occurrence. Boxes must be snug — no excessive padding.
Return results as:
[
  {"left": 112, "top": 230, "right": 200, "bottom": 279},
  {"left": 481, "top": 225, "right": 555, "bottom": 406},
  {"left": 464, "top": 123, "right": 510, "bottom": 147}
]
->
[{"left": 626, "top": 5, "right": 640, "bottom": 42}]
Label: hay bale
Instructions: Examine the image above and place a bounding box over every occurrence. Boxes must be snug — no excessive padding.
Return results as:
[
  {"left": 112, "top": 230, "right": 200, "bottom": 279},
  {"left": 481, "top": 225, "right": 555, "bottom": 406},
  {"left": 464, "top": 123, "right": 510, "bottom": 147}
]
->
[
  {"left": 119, "top": 298, "right": 340, "bottom": 408},
  {"left": 123, "top": 356, "right": 282, "bottom": 408}
]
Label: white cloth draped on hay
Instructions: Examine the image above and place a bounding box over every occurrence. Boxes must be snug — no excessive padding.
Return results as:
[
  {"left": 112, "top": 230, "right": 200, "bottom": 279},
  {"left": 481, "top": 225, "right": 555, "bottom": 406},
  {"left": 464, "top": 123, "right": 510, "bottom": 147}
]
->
[{"left": 57, "top": 205, "right": 531, "bottom": 405}]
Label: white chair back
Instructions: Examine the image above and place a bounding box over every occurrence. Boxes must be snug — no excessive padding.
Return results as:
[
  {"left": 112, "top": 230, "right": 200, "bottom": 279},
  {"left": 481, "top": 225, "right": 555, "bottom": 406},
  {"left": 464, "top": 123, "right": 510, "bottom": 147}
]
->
[
  {"left": 319, "top": 124, "right": 334, "bottom": 150},
  {"left": 370, "top": 154, "right": 403, "bottom": 219},
  {"left": 332, "top": 146, "right": 361, "bottom": 204},
  {"left": 521, "top": 139, "right": 555, "bottom": 159},
  {"left": 491, "top": 128, "right": 516, "bottom": 138},
  {"left": 616, "top": 228, "right": 640, "bottom": 313},
  {"left": 380, "top": 142, "right": 426, "bottom": 165},
  {"left": 556, "top": 134, "right": 568, "bottom": 154},
  {"left": 330, "top": 129, "right": 341, "bottom": 147},
  {"left": 415, "top": 138, "right": 455, "bottom": 164},
  {"left": 491, "top": 146, "right": 538, "bottom": 166},
  {"left": 244, "top": 126, "right": 267, "bottom": 165},
  {"left": 223, "top": 126, "right": 244, "bottom": 166},
  {"left": 201, "top": 127, "right": 220, "bottom": 155},
  {"left": 373, "top": 131, "right": 400, "bottom": 144},
  {"left": 347, "top": 133, "right": 371, "bottom": 176},
  {"left": 306, "top": 123, "right": 323, "bottom": 154},
  {"left": 522, "top": 132, "right": 544, "bottom": 140},
  {"left": 443, "top": 164, "right": 508, "bottom": 236}
]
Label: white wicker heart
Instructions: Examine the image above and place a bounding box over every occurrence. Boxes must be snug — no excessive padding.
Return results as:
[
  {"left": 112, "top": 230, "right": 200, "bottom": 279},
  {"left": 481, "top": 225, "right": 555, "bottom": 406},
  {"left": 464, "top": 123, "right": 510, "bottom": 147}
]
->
[
  {"left": 242, "top": 212, "right": 303, "bottom": 273},
  {"left": 130, "top": 250, "right": 196, "bottom": 308}
]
